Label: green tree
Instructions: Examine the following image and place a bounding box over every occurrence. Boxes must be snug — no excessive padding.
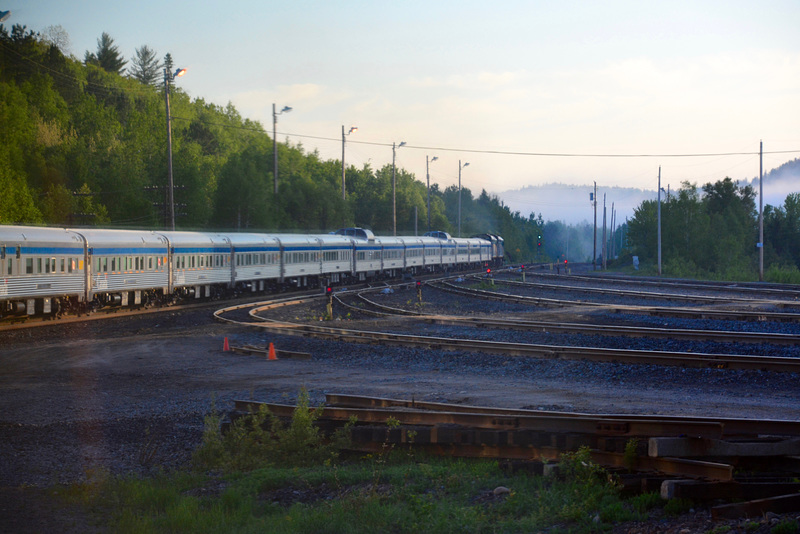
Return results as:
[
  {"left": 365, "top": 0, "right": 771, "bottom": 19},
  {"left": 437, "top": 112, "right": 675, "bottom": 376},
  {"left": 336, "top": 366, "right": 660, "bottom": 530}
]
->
[
  {"left": 84, "top": 32, "right": 126, "bottom": 74},
  {"left": 129, "top": 45, "right": 160, "bottom": 85}
]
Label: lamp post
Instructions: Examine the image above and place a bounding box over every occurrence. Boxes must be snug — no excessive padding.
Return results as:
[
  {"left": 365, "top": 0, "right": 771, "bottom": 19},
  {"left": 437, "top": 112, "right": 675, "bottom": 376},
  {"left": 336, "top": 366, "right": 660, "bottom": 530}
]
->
[
  {"left": 341, "top": 125, "right": 357, "bottom": 201},
  {"left": 458, "top": 160, "right": 469, "bottom": 237},
  {"left": 426, "top": 155, "right": 438, "bottom": 231},
  {"left": 657, "top": 166, "right": 664, "bottom": 276},
  {"left": 272, "top": 104, "right": 292, "bottom": 195},
  {"left": 392, "top": 141, "right": 406, "bottom": 236},
  {"left": 164, "top": 66, "right": 187, "bottom": 231}
]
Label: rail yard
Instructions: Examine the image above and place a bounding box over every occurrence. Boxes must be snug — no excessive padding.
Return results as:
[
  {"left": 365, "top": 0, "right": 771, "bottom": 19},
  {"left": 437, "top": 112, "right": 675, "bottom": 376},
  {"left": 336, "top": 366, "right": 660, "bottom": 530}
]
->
[{"left": 2, "top": 265, "right": 800, "bottom": 531}]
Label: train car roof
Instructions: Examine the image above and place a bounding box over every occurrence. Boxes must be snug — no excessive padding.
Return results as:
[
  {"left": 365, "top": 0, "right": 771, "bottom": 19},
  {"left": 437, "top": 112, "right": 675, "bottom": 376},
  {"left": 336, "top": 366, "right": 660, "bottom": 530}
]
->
[
  {"left": 70, "top": 228, "right": 168, "bottom": 248},
  {"left": 162, "top": 231, "right": 230, "bottom": 247},
  {"left": 307, "top": 234, "right": 354, "bottom": 247},
  {"left": 0, "top": 225, "right": 84, "bottom": 246},
  {"left": 215, "top": 233, "right": 280, "bottom": 246}
]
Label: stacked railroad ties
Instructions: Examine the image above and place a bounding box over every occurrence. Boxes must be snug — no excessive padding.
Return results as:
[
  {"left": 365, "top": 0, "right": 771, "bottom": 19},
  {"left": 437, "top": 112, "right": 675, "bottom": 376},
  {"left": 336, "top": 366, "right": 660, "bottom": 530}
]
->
[{"left": 231, "top": 394, "right": 800, "bottom": 520}]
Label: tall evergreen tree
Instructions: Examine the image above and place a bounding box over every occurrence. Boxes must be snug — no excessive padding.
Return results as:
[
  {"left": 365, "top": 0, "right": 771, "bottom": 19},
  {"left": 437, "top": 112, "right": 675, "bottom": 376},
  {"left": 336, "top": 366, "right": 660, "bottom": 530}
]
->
[
  {"left": 163, "top": 52, "right": 174, "bottom": 75},
  {"left": 129, "top": 45, "right": 160, "bottom": 85},
  {"left": 84, "top": 32, "right": 126, "bottom": 74}
]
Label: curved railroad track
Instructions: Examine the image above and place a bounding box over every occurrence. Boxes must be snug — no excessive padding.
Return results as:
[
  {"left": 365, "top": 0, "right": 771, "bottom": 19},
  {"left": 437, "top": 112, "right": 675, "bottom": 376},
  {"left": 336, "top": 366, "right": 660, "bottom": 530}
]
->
[
  {"left": 343, "top": 289, "right": 800, "bottom": 346},
  {"left": 213, "top": 293, "right": 800, "bottom": 374}
]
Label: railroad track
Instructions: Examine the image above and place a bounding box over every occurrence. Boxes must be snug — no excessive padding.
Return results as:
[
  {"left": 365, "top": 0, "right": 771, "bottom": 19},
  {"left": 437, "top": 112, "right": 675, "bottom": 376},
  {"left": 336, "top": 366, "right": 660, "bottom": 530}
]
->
[
  {"left": 490, "top": 277, "right": 799, "bottom": 308},
  {"left": 344, "top": 290, "right": 800, "bottom": 346},
  {"left": 230, "top": 393, "right": 800, "bottom": 487},
  {"left": 214, "top": 296, "right": 800, "bottom": 373},
  {"left": 431, "top": 279, "right": 800, "bottom": 323},
  {"left": 533, "top": 270, "right": 800, "bottom": 301}
]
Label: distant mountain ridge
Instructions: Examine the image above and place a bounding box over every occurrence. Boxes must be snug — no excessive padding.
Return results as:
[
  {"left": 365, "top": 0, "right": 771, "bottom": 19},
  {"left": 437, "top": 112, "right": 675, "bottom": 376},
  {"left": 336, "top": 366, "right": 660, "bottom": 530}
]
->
[{"left": 497, "top": 159, "right": 800, "bottom": 225}]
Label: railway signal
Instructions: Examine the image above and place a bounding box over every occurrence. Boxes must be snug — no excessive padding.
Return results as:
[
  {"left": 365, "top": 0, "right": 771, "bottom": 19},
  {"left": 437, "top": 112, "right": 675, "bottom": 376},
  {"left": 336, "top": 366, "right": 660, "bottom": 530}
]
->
[
  {"left": 416, "top": 280, "right": 422, "bottom": 304},
  {"left": 325, "top": 285, "right": 333, "bottom": 319}
]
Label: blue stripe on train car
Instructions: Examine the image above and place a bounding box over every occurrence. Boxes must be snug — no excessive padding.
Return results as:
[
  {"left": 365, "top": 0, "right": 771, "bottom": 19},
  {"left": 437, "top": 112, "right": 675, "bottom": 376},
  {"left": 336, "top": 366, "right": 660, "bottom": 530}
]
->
[
  {"left": 172, "top": 247, "right": 233, "bottom": 254},
  {"left": 233, "top": 246, "right": 284, "bottom": 253},
  {"left": 20, "top": 247, "right": 84, "bottom": 255},
  {"left": 90, "top": 247, "right": 168, "bottom": 255}
]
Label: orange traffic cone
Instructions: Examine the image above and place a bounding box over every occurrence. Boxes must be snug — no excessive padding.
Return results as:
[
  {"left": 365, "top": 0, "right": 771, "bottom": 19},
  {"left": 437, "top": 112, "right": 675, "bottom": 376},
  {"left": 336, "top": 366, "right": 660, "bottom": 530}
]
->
[
  {"left": 223, "top": 337, "right": 230, "bottom": 352},
  {"left": 268, "top": 342, "right": 277, "bottom": 360}
]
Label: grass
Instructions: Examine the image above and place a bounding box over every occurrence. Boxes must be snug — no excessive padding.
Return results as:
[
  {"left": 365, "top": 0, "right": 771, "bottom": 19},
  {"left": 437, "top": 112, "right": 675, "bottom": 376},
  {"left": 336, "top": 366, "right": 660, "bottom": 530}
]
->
[{"left": 57, "top": 390, "right": 677, "bottom": 533}]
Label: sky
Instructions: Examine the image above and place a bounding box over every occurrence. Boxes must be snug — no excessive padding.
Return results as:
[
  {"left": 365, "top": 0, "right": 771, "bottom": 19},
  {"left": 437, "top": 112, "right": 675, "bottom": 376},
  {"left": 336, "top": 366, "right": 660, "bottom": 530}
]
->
[{"left": 8, "top": 0, "right": 800, "bottom": 222}]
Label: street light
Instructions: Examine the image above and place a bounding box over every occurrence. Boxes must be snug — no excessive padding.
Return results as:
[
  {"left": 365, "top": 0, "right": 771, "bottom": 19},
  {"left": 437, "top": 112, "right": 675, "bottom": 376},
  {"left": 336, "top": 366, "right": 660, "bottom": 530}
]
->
[
  {"left": 0, "top": 10, "right": 11, "bottom": 23},
  {"left": 657, "top": 166, "right": 664, "bottom": 276},
  {"left": 164, "top": 67, "right": 187, "bottom": 231},
  {"left": 392, "top": 141, "right": 406, "bottom": 236},
  {"left": 426, "top": 155, "right": 438, "bottom": 231},
  {"left": 341, "top": 125, "right": 357, "bottom": 201},
  {"left": 458, "top": 160, "right": 469, "bottom": 237},
  {"left": 272, "top": 104, "right": 292, "bottom": 195}
]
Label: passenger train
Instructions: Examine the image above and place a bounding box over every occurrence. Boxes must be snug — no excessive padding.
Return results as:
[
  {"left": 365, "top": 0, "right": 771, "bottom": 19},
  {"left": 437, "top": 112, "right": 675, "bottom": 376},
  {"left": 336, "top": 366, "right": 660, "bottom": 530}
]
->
[{"left": 0, "top": 225, "right": 504, "bottom": 319}]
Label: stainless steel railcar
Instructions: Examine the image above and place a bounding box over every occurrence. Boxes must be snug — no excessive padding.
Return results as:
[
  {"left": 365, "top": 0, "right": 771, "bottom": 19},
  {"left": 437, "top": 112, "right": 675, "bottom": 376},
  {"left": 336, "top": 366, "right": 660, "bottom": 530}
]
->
[{"left": 1, "top": 225, "right": 504, "bottom": 318}]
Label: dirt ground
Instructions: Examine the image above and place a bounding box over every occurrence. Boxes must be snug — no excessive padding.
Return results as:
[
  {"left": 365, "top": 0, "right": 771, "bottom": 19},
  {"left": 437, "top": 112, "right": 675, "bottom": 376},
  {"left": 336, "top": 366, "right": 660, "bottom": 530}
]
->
[{"left": 2, "top": 304, "right": 800, "bottom": 532}]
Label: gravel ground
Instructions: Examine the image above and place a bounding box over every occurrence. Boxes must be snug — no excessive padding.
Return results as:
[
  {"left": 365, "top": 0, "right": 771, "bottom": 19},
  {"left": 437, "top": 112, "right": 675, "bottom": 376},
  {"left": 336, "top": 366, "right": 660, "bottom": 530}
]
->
[{"left": 2, "top": 282, "right": 800, "bottom": 533}]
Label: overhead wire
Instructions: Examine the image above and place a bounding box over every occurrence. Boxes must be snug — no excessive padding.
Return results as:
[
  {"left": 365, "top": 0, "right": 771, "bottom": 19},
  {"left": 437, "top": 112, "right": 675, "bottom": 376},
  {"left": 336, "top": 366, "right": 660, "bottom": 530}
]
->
[{"left": 3, "top": 38, "right": 799, "bottom": 161}]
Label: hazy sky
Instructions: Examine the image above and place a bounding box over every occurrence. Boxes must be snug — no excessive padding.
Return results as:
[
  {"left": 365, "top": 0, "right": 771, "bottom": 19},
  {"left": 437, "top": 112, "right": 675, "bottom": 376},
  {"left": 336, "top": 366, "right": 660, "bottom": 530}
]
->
[{"left": 9, "top": 1, "right": 800, "bottom": 216}]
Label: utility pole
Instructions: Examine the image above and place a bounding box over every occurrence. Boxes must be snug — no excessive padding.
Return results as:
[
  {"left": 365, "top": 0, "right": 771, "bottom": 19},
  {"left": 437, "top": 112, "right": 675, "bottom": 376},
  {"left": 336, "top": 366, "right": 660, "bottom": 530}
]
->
[
  {"left": 602, "top": 194, "right": 607, "bottom": 270},
  {"left": 657, "top": 166, "right": 662, "bottom": 276},
  {"left": 458, "top": 160, "right": 469, "bottom": 238},
  {"left": 392, "top": 141, "right": 406, "bottom": 236},
  {"left": 426, "top": 155, "right": 438, "bottom": 232},
  {"left": 759, "top": 140, "right": 764, "bottom": 281},
  {"left": 272, "top": 104, "right": 292, "bottom": 196},
  {"left": 592, "top": 181, "right": 597, "bottom": 271}
]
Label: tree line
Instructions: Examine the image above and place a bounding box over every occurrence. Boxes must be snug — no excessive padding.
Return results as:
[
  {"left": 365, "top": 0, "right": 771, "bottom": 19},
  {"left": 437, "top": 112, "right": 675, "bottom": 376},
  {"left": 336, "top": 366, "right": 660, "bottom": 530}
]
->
[
  {"left": 0, "top": 25, "right": 544, "bottom": 261},
  {"left": 4, "top": 24, "right": 798, "bottom": 280},
  {"left": 625, "top": 164, "right": 800, "bottom": 282}
]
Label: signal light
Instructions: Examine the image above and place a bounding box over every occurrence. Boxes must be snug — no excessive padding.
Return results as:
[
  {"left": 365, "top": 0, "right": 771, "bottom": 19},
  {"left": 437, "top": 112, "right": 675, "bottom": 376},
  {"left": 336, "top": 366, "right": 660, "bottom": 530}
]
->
[
  {"left": 564, "top": 259, "right": 568, "bottom": 265},
  {"left": 325, "top": 286, "right": 333, "bottom": 295},
  {"left": 416, "top": 280, "right": 422, "bottom": 288},
  {"left": 486, "top": 268, "right": 491, "bottom": 274}
]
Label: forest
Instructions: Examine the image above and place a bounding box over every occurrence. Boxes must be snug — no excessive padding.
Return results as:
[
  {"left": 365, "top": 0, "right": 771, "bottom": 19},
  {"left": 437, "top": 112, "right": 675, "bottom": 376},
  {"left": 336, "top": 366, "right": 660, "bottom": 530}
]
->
[
  {"left": 2, "top": 24, "right": 799, "bottom": 281},
  {"left": 0, "top": 24, "right": 544, "bottom": 262}
]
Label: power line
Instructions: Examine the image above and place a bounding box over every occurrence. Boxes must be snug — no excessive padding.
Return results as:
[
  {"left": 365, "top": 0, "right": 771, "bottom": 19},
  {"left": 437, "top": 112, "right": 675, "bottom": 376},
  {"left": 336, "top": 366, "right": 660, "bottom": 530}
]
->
[{"left": 4, "top": 38, "right": 800, "bottom": 161}]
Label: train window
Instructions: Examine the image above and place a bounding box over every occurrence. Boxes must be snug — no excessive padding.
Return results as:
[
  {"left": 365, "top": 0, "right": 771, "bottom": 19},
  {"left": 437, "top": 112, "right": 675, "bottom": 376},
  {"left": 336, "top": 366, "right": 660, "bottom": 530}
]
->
[
  {"left": 36, "top": 258, "right": 43, "bottom": 273},
  {"left": 0, "top": 245, "right": 4, "bottom": 259},
  {"left": 69, "top": 259, "right": 74, "bottom": 273},
  {"left": 148, "top": 257, "right": 153, "bottom": 269},
  {"left": 60, "top": 259, "right": 65, "bottom": 273},
  {"left": 26, "top": 258, "right": 33, "bottom": 274},
  {"left": 111, "top": 258, "right": 116, "bottom": 272},
  {"left": 7, "top": 258, "right": 12, "bottom": 275}
]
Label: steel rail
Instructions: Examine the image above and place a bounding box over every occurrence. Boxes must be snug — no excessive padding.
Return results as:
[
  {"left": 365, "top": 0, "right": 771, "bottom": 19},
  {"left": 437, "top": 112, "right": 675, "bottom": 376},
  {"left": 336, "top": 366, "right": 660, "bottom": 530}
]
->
[
  {"left": 324, "top": 394, "right": 800, "bottom": 438},
  {"left": 232, "top": 400, "right": 723, "bottom": 438},
  {"left": 490, "top": 277, "right": 794, "bottom": 307},
  {"left": 529, "top": 271, "right": 800, "bottom": 300},
  {"left": 432, "top": 281, "right": 800, "bottom": 323},
  {"left": 348, "top": 291, "right": 800, "bottom": 345},
  {"left": 213, "top": 301, "right": 800, "bottom": 373}
]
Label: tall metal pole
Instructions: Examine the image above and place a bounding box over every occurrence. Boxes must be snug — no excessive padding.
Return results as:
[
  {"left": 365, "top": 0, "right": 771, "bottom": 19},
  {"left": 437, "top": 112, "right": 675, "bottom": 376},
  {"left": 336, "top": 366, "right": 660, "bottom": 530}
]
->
[
  {"left": 458, "top": 160, "right": 462, "bottom": 237},
  {"left": 392, "top": 142, "right": 397, "bottom": 235},
  {"left": 273, "top": 104, "right": 279, "bottom": 196},
  {"left": 759, "top": 140, "right": 764, "bottom": 281},
  {"left": 657, "top": 166, "right": 662, "bottom": 276},
  {"left": 426, "top": 155, "right": 437, "bottom": 231},
  {"left": 391, "top": 141, "right": 405, "bottom": 236},
  {"left": 592, "top": 181, "right": 597, "bottom": 271},
  {"left": 457, "top": 161, "right": 469, "bottom": 238},
  {"left": 341, "top": 125, "right": 346, "bottom": 201},
  {"left": 164, "top": 68, "right": 175, "bottom": 231},
  {"left": 602, "top": 193, "right": 607, "bottom": 270}
]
